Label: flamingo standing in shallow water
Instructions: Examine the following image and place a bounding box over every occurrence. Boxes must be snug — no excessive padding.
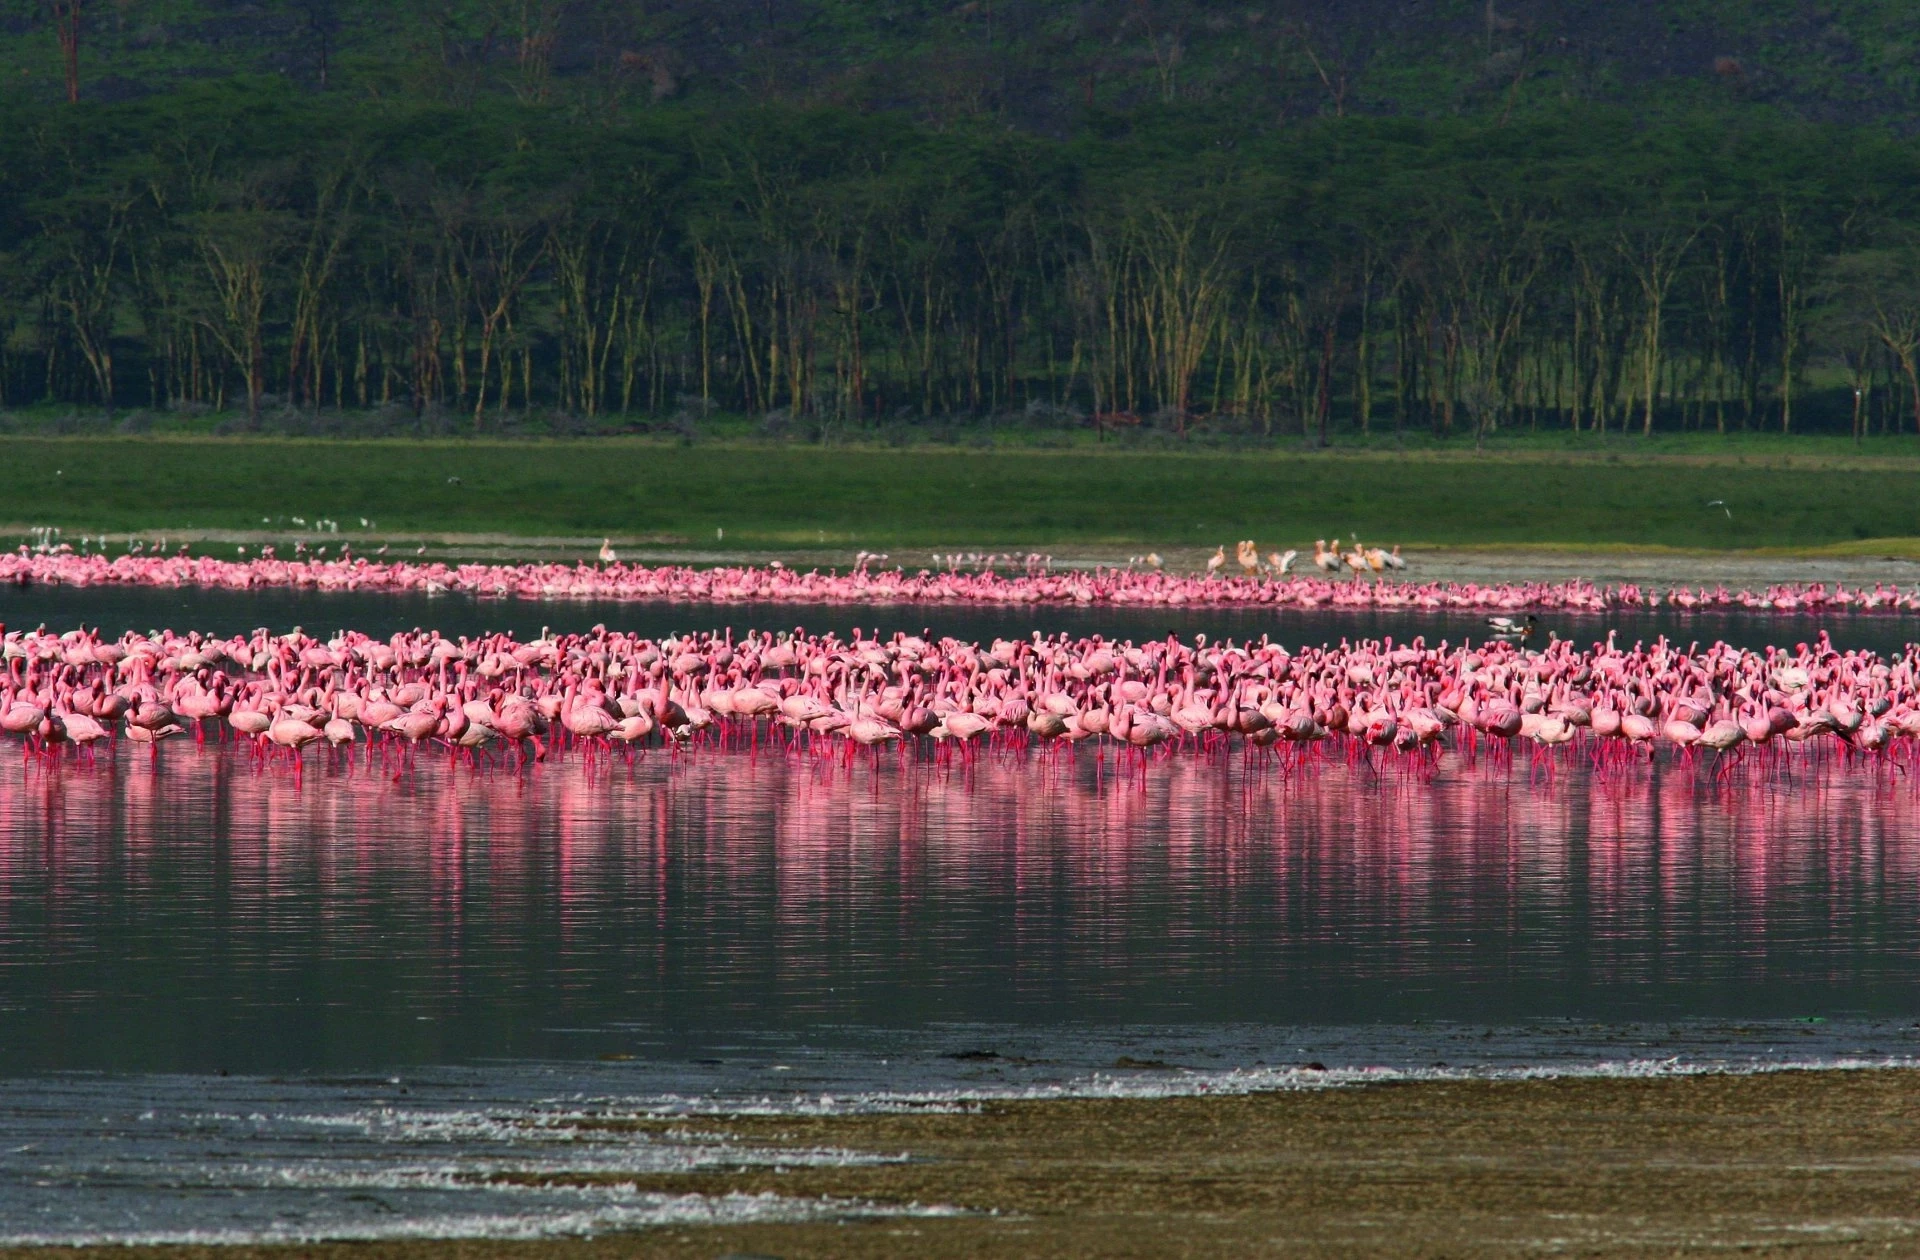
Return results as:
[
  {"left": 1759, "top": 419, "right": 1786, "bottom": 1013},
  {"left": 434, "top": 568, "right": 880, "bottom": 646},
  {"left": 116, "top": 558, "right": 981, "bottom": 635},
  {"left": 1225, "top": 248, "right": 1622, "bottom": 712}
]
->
[
  {"left": 0, "top": 548, "right": 1912, "bottom": 618},
  {"left": 0, "top": 617, "right": 1911, "bottom": 785}
]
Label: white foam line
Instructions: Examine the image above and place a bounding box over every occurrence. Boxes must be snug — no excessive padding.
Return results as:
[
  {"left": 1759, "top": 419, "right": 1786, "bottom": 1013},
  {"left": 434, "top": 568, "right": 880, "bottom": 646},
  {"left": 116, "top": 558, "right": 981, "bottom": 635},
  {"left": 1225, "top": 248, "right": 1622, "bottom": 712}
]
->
[
  {"left": 0, "top": 1191, "right": 966, "bottom": 1247},
  {"left": 135, "top": 1139, "right": 908, "bottom": 1192},
  {"left": 597, "top": 1054, "right": 1920, "bottom": 1117},
  {"left": 292, "top": 1110, "right": 883, "bottom": 1158}
]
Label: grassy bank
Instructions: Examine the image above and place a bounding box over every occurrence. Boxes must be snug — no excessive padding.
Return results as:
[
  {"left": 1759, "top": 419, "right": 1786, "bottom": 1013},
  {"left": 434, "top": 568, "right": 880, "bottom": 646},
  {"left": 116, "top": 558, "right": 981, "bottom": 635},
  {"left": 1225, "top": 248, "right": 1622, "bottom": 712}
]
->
[
  {"left": 7, "top": 1067, "right": 1918, "bottom": 1258},
  {"left": 4, "top": 435, "right": 1920, "bottom": 553}
]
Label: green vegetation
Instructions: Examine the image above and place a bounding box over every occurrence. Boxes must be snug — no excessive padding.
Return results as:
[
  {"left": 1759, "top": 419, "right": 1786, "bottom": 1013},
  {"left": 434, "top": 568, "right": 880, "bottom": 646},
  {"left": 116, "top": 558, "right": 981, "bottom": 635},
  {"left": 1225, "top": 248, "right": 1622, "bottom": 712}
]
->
[
  {"left": 4, "top": 436, "right": 1918, "bottom": 552},
  {"left": 9, "top": 1, "right": 1920, "bottom": 127},
  {"left": 8, "top": 4, "right": 1920, "bottom": 449},
  {"left": 7, "top": 83, "right": 1920, "bottom": 445}
]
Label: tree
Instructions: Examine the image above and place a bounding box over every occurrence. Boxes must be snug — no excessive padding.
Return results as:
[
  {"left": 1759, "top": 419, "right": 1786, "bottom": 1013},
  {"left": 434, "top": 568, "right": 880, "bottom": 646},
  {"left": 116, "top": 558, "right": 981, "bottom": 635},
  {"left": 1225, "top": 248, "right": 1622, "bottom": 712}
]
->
[
  {"left": 296, "top": 0, "right": 342, "bottom": 89},
  {"left": 30, "top": 162, "right": 139, "bottom": 403},
  {"left": 186, "top": 175, "right": 295, "bottom": 427},
  {"left": 50, "top": 0, "right": 82, "bottom": 104},
  {"left": 1131, "top": 200, "right": 1232, "bottom": 430},
  {"left": 437, "top": 174, "right": 554, "bottom": 427},
  {"left": 1615, "top": 208, "right": 1705, "bottom": 436},
  {"left": 1818, "top": 247, "right": 1920, "bottom": 436}
]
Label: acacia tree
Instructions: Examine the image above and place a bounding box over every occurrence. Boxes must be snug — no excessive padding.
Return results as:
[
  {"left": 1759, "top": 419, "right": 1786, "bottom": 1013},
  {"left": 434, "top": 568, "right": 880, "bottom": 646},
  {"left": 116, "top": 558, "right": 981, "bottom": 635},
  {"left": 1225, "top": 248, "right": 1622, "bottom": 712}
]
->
[
  {"left": 1436, "top": 195, "right": 1543, "bottom": 447},
  {"left": 1819, "top": 246, "right": 1920, "bottom": 435},
  {"left": 1067, "top": 221, "right": 1140, "bottom": 425},
  {"left": 1132, "top": 200, "right": 1233, "bottom": 431},
  {"left": 32, "top": 174, "right": 137, "bottom": 403},
  {"left": 5, "top": 82, "right": 1920, "bottom": 443},
  {"left": 187, "top": 180, "right": 294, "bottom": 426},
  {"left": 1615, "top": 206, "right": 1705, "bottom": 436},
  {"left": 285, "top": 150, "right": 359, "bottom": 410},
  {"left": 1769, "top": 194, "right": 1829, "bottom": 434},
  {"left": 878, "top": 171, "right": 963, "bottom": 419},
  {"left": 444, "top": 180, "right": 553, "bottom": 427}
]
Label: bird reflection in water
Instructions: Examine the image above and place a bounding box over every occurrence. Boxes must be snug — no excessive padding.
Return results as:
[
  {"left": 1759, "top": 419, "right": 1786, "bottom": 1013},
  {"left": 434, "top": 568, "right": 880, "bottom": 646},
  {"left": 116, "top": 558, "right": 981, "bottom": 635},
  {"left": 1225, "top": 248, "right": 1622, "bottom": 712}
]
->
[{"left": 0, "top": 747, "right": 1913, "bottom": 1074}]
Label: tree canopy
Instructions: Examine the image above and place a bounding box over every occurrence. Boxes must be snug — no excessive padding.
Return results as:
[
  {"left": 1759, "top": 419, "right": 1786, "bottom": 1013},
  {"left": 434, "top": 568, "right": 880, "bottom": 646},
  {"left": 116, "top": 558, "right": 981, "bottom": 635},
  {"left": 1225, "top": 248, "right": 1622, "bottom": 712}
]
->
[{"left": 6, "top": 27, "right": 1920, "bottom": 441}]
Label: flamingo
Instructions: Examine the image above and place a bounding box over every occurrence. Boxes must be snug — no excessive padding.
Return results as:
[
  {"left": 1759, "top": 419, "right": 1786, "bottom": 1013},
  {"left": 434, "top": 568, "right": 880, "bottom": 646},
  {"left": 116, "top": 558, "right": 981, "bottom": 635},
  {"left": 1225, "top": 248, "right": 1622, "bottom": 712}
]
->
[
  {"left": 0, "top": 616, "right": 1911, "bottom": 785},
  {"left": 1, "top": 546, "right": 1912, "bottom": 619}
]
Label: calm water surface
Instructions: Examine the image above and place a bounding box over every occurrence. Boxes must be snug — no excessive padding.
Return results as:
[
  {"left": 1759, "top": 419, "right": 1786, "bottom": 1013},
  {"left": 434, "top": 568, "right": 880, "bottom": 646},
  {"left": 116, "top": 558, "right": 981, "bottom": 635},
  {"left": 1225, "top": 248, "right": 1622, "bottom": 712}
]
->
[
  {"left": 4, "top": 583, "right": 1916, "bottom": 655},
  {"left": 3, "top": 583, "right": 1919, "bottom": 1240},
  {"left": 3, "top": 748, "right": 1918, "bottom": 1078}
]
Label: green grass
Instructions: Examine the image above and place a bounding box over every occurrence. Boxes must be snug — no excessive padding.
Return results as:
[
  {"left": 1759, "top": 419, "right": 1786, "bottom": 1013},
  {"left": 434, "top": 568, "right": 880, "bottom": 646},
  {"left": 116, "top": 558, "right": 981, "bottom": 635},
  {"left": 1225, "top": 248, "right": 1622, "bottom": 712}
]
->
[{"left": 2, "top": 435, "right": 1918, "bottom": 553}]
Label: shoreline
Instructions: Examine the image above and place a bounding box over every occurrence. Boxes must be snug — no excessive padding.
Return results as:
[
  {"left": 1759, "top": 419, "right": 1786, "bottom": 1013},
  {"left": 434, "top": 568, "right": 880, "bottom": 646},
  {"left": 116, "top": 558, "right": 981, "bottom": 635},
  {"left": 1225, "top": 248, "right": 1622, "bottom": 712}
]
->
[
  {"left": 5, "top": 1064, "right": 1918, "bottom": 1258},
  {"left": 11, "top": 526, "right": 1920, "bottom": 587},
  {"left": 9, "top": 542, "right": 1920, "bottom": 601}
]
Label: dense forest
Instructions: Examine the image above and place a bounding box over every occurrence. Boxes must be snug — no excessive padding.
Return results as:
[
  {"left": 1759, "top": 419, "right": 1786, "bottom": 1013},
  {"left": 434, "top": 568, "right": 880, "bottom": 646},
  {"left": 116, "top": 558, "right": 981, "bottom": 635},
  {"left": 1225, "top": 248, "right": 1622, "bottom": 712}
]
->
[{"left": 7, "top": 2, "right": 1920, "bottom": 439}]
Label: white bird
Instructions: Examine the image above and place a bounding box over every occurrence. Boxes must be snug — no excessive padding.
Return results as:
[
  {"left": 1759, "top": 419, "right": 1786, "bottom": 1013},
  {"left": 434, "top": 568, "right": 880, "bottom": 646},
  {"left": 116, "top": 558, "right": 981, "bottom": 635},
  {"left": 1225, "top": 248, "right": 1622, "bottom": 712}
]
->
[
  {"left": 1485, "top": 615, "right": 1538, "bottom": 643},
  {"left": 1706, "top": 499, "right": 1732, "bottom": 519},
  {"left": 598, "top": 538, "right": 617, "bottom": 564},
  {"left": 1268, "top": 549, "right": 1298, "bottom": 576},
  {"left": 1313, "top": 539, "right": 1342, "bottom": 574}
]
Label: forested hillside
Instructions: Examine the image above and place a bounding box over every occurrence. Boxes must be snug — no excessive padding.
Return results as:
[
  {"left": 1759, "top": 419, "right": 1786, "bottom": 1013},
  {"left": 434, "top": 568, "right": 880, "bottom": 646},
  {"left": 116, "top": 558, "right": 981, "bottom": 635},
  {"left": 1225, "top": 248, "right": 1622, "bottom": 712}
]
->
[
  {"left": 10, "top": 1, "right": 1920, "bottom": 126},
  {"left": 5, "top": 2, "right": 1920, "bottom": 439}
]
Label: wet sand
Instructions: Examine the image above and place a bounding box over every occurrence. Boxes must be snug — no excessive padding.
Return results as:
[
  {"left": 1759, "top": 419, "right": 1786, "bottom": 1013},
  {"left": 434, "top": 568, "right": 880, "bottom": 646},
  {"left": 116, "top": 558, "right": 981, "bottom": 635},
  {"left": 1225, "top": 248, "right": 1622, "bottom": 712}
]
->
[{"left": 11, "top": 1066, "right": 1920, "bottom": 1258}]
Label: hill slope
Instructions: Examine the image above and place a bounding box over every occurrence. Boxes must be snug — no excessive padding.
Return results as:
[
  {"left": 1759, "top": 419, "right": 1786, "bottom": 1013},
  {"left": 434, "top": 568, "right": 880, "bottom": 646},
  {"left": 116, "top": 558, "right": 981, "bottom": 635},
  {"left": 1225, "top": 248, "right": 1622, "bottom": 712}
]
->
[{"left": 5, "top": 1, "right": 1918, "bottom": 129}]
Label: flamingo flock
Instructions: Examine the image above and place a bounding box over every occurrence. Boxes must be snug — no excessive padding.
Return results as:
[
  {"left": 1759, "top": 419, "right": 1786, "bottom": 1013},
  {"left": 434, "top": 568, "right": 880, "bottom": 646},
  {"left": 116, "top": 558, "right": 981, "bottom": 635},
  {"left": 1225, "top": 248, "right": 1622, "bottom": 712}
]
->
[
  {"left": 4, "top": 619, "right": 1915, "bottom": 776},
  {"left": 5, "top": 549, "right": 1920, "bottom": 614}
]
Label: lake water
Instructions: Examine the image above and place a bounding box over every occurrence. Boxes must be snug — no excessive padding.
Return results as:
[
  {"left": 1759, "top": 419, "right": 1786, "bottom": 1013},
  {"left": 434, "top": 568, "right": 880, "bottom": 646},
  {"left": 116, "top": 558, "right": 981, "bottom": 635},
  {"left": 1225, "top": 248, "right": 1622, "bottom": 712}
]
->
[
  {"left": 4, "top": 582, "right": 1916, "bottom": 654},
  {"left": 1, "top": 584, "right": 1918, "bottom": 1242}
]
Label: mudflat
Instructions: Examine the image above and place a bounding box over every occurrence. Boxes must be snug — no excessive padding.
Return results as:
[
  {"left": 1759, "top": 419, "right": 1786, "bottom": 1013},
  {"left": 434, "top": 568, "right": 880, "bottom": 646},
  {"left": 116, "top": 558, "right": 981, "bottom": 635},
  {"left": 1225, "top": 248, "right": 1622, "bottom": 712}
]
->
[{"left": 12, "top": 1066, "right": 1919, "bottom": 1259}]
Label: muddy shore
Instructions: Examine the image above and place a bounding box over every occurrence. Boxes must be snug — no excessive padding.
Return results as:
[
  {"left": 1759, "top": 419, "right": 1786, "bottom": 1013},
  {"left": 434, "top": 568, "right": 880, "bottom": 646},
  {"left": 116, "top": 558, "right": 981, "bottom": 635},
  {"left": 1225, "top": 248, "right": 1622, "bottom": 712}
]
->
[{"left": 9, "top": 1066, "right": 1918, "bottom": 1259}]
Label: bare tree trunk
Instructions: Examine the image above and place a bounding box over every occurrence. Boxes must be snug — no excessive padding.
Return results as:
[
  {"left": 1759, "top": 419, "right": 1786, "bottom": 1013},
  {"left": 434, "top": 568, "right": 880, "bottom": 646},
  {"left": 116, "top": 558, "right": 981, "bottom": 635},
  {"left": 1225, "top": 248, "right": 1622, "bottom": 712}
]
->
[
  {"left": 1316, "top": 322, "right": 1334, "bottom": 445},
  {"left": 53, "top": 0, "right": 82, "bottom": 103}
]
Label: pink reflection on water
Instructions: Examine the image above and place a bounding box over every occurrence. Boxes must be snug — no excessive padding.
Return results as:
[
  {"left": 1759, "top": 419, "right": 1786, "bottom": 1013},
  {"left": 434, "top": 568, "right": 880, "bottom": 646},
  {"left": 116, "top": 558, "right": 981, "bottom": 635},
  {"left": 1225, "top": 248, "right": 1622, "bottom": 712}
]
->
[{"left": 1, "top": 746, "right": 1918, "bottom": 1016}]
